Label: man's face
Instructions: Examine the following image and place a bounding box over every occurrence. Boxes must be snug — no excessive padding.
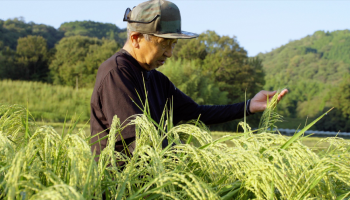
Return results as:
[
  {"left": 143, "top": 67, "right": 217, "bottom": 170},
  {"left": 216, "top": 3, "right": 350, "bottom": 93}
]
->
[{"left": 137, "top": 35, "right": 177, "bottom": 70}]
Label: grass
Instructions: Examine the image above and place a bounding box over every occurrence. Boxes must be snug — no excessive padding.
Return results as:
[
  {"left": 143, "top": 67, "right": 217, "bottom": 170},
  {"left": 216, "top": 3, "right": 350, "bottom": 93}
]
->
[
  {"left": 212, "top": 131, "right": 332, "bottom": 153},
  {"left": 44, "top": 123, "right": 335, "bottom": 153},
  {"left": 0, "top": 80, "right": 92, "bottom": 122},
  {"left": 37, "top": 122, "right": 91, "bottom": 137},
  {"left": 275, "top": 117, "right": 318, "bottom": 130},
  {"left": 1, "top": 91, "right": 350, "bottom": 199}
]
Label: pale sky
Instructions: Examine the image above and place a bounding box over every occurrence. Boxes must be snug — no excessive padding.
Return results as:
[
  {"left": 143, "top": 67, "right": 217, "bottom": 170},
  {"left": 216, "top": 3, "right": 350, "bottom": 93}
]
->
[{"left": 1, "top": 0, "right": 349, "bottom": 57}]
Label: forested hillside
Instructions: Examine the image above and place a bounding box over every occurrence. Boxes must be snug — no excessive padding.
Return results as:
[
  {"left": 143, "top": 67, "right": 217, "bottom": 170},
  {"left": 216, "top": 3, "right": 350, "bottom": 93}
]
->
[
  {"left": 0, "top": 17, "right": 63, "bottom": 49},
  {"left": 0, "top": 18, "right": 127, "bottom": 50},
  {"left": 259, "top": 30, "right": 350, "bottom": 131},
  {"left": 59, "top": 21, "right": 127, "bottom": 45},
  {"left": 0, "top": 18, "right": 126, "bottom": 82}
]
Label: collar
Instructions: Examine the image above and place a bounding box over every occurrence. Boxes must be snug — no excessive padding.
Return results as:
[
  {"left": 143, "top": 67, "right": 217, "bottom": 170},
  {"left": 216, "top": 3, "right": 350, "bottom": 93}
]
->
[{"left": 119, "top": 49, "right": 151, "bottom": 81}]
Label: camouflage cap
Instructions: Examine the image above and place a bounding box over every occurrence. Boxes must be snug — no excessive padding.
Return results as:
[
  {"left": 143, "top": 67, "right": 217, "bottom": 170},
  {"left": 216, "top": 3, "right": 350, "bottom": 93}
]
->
[{"left": 124, "top": 0, "right": 198, "bottom": 39}]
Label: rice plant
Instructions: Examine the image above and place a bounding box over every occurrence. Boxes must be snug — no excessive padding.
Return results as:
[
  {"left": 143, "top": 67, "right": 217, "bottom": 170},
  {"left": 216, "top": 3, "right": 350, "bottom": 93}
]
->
[{"left": 0, "top": 91, "right": 349, "bottom": 199}]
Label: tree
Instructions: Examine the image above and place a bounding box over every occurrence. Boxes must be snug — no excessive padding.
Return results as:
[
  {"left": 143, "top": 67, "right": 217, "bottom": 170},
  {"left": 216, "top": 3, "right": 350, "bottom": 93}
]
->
[
  {"left": 0, "top": 18, "right": 63, "bottom": 50},
  {"left": 315, "top": 108, "right": 350, "bottom": 132},
  {"left": 333, "top": 76, "right": 350, "bottom": 117},
  {"left": 0, "top": 47, "right": 17, "bottom": 79},
  {"left": 172, "top": 37, "right": 207, "bottom": 61},
  {"left": 59, "top": 21, "right": 127, "bottom": 45},
  {"left": 259, "top": 29, "right": 350, "bottom": 119},
  {"left": 158, "top": 59, "right": 228, "bottom": 105},
  {"left": 172, "top": 30, "right": 265, "bottom": 104},
  {"left": 16, "top": 35, "right": 49, "bottom": 81},
  {"left": 167, "top": 31, "right": 265, "bottom": 130},
  {"left": 49, "top": 36, "right": 121, "bottom": 88}
]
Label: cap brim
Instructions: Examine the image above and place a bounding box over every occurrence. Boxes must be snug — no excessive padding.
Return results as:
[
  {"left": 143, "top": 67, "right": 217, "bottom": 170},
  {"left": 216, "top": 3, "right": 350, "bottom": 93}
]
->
[{"left": 153, "top": 31, "right": 198, "bottom": 39}]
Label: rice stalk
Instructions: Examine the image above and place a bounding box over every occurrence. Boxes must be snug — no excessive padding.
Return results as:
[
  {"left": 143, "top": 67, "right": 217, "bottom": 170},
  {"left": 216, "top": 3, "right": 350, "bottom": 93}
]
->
[{"left": 1, "top": 89, "right": 350, "bottom": 200}]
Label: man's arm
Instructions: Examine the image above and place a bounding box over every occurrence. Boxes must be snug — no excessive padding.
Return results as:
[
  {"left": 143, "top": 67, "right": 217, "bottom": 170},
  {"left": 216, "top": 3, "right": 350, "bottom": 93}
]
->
[
  {"left": 169, "top": 82, "right": 249, "bottom": 125},
  {"left": 170, "top": 81, "right": 288, "bottom": 125}
]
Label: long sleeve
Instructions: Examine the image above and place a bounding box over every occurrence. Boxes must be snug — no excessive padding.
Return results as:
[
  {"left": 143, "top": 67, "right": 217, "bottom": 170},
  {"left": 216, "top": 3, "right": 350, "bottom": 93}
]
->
[{"left": 170, "top": 81, "right": 248, "bottom": 125}]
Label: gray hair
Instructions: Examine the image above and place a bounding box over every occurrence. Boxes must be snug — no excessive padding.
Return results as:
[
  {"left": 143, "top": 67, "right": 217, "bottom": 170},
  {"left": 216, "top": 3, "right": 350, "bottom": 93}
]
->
[{"left": 127, "top": 27, "right": 152, "bottom": 42}]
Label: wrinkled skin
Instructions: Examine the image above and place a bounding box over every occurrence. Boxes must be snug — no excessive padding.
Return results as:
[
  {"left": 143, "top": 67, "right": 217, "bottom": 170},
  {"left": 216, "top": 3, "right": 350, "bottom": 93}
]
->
[{"left": 123, "top": 32, "right": 177, "bottom": 71}]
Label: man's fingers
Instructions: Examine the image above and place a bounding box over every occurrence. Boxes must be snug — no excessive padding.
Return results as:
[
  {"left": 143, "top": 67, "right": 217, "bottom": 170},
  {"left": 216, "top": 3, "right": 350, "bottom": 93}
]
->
[
  {"left": 277, "top": 89, "right": 288, "bottom": 101},
  {"left": 267, "top": 90, "right": 277, "bottom": 97}
]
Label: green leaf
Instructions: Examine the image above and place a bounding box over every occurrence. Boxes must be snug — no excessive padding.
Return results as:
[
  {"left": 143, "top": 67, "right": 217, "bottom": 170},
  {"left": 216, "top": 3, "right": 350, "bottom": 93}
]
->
[
  {"left": 199, "top": 133, "right": 247, "bottom": 149},
  {"left": 336, "top": 192, "right": 350, "bottom": 200},
  {"left": 280, "top": 108, "right": 333, "bottom": 150},
  {"left": 221, "top": 188, "right": 240, "bottom": 200}
]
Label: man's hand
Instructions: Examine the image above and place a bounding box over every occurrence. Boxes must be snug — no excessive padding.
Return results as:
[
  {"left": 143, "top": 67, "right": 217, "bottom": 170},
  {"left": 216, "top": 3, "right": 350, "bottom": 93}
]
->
[{"left": 249, "top": 89, "right": 288, "bottom": 113}]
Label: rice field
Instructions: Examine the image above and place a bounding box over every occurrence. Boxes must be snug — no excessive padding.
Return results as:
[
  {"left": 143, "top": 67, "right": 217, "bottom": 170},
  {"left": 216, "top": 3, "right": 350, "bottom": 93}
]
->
[
  {"left": 0, "top": 80, "right": 91, "bottom": 122},
  {"left": 211, "top": 131, "right": 332, "bottom": 152},
  {"left": 39, "top": 123, "right": 331, "bottom": 152},
  {"left": 1, "top": 92, "right": 350, "bottom": 199}
]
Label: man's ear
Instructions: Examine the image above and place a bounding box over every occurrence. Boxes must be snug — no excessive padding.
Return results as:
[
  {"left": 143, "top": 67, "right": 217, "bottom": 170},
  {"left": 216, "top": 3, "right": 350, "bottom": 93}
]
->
[{"left": 130, "top": 32, "right": 142, "bottom": 49}]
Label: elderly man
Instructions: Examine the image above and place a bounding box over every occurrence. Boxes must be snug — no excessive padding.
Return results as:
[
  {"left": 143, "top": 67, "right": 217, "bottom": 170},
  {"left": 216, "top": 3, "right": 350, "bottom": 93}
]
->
[{"left": 90, "top": 0, "right": 287, "bottom": 162}]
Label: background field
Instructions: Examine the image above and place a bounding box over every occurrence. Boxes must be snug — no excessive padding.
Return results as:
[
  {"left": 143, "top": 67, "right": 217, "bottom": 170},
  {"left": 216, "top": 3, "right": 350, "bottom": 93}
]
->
[{"left": 0, "top": 80, "right": 91, "bottom": 122}]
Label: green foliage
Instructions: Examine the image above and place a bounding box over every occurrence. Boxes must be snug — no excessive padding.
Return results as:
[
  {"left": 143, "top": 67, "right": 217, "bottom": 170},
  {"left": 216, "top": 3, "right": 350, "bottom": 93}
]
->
[
  {"left": 158, "top": 59, "right": 228, "bottom": 105},
  {"left": 0, "top": 17, "right": 63, "bottom": 49},
  {"left": 16, "top": 35, "right": 50, "bottom": 81},
  {"left": 0, "top": 36, "right": 52, "bottom": 82},
  {"left": 173, "top": 30, "right": 265, "bottom": 104},
  {"left": 332, "top": 75, "right": 350, "bottom": 117},
  {"left": 0, "top": 104, "right": 98, "bottom": 199},
  {"left": 49, "top": 36, "right": 121, "bottom": 88},
  {"left": 59, "top": 20, "right": 127, "bottom": 45},
  {"left": 315, "top": 76, "right": 350, "bottom": 132},
  {"left": 259, "top": 30, "right": 350, "bottom": 120},
  {"left": 315, "top": 108, "right": 350, "bottom": 132},
  {"left": 258, "top": 89, "right": 283, "bottom": 133},
  {"left": 1, "top": 18, "right": 127, "bottom": 85},
  {"left": 0, "top": 18, "right": 127, "bottom": 52},
  {"left": 0, "top": 80, "right": 92, "bottom": 122},
  {"left": 172, "top": 37, "right": 207, "bottom": 61},
  {"left": 0, "top": 104, "right": 35, "bottom": 146},
  {"left": 170, "top": 31, "right": 265, "bottom": 130},
  {"left": 0, "top": 47, "right": 17, "bottom": 79}
]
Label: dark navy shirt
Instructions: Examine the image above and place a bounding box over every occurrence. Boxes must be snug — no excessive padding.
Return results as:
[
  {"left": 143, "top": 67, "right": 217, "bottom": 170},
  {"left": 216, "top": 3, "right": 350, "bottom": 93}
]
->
[{"left": 90, "top": 49, "right": 248, "bottom": 161}]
